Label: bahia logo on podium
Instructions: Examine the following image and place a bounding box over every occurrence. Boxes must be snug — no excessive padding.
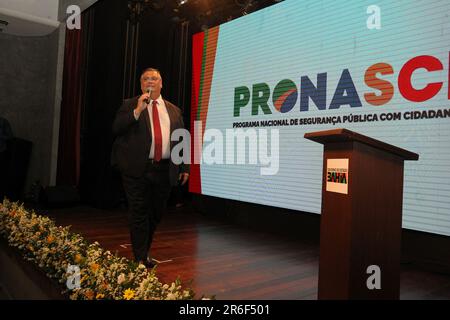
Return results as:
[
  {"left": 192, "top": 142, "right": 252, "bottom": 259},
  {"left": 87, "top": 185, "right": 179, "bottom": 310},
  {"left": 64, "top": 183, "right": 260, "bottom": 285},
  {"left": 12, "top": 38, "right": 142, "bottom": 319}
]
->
[{"left": 326, "top": 159, "right": 349, "bottom": 195}]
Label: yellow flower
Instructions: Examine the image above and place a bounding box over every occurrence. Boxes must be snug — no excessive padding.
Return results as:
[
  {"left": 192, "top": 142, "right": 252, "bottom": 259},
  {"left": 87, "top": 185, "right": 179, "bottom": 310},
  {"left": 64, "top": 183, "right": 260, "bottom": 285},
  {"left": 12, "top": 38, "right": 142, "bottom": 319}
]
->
[
  {"left": 90, "top": 263, "right": 100, "bottom": 273},
  {"left": 123, "top": 289, "right": 135, "bottom": 300},
  {"left": 46, "top": 235, "right": 55, "bottom": 244},
  {"left": 96, "top": 293, "right": 105, "bottom": 299}
]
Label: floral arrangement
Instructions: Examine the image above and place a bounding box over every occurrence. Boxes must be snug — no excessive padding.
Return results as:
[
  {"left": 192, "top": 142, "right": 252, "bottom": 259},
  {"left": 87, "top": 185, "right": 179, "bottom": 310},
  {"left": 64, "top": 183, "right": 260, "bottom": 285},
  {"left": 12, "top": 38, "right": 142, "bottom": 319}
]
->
[{"left": 0, "top": 199, "right": 196, "bottom": 300}]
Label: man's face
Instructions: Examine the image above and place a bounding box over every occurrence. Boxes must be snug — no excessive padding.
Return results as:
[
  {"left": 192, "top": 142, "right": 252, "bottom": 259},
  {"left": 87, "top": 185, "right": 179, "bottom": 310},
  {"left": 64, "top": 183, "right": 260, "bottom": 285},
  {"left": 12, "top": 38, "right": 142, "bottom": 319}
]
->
[{"left": 140, "top": 70, "right": 162, "bottom": 94}]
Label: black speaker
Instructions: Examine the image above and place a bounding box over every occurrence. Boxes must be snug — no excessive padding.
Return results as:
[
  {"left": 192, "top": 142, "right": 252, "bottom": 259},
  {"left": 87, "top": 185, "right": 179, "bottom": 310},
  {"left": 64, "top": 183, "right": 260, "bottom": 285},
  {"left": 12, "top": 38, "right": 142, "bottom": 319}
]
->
[
  {"left": 41, "top": 185, "right": 80, "bottom": 208},
  {"left": 0, "top": 137, "right": 32, "bottom": 201}
]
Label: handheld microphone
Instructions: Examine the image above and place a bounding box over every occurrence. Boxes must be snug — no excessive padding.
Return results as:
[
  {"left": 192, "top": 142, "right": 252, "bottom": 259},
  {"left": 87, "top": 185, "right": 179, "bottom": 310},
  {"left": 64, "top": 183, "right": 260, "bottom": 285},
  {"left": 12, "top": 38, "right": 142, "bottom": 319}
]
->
[{"left": 144, "top": 87, "right": 152, "bottom": 104}]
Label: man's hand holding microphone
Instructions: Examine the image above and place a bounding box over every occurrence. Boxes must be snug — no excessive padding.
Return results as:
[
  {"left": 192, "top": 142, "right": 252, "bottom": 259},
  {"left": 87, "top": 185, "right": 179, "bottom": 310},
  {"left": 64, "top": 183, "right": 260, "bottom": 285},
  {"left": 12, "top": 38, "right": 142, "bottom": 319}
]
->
[{"left": 134, "top": 87, "right": 152, "bottom": 119}]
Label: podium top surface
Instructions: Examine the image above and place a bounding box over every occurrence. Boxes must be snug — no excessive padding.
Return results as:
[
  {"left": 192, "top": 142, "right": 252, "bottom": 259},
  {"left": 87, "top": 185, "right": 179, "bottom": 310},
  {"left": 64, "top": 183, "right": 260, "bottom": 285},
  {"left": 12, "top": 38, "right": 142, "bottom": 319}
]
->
[{"left": 304, "top": 128, "right": 419, "bottom": 160}]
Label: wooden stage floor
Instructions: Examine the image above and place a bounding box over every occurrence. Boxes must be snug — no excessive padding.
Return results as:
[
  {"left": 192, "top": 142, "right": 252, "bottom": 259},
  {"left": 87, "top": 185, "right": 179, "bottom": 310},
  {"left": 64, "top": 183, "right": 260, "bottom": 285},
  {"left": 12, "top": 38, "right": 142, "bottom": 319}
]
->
[{"left": 44, "top": 203, "right": 450, "bottom": 300}]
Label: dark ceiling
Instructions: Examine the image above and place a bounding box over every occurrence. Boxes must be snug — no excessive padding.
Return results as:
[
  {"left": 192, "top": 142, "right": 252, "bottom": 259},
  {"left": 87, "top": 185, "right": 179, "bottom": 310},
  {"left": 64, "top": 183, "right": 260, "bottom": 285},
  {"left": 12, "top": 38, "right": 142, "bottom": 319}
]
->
[{"left": 130, "top": 0, "right": 284, "bottom": 31}]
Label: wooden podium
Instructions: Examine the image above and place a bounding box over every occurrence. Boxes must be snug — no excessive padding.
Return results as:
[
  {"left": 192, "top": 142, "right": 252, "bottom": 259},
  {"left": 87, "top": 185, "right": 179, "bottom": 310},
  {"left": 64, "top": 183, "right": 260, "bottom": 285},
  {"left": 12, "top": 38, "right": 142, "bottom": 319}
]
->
[{"left": 304, "top": 128, "right": 419, "bottom": 300}]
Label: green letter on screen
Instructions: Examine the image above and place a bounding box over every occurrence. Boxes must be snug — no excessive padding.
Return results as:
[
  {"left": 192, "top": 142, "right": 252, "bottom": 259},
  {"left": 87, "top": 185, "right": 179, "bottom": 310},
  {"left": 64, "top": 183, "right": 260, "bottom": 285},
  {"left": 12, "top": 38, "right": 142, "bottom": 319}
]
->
[{"left": 234, "top": 86, "right": 251, "bottom": 117}]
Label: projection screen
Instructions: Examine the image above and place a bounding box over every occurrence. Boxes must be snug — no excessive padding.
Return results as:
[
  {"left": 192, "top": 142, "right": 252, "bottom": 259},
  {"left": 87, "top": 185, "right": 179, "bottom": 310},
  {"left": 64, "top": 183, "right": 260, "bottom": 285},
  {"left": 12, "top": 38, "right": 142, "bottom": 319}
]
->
[{"left": 189, "top": 0, "right": 450, "bottom": 236}]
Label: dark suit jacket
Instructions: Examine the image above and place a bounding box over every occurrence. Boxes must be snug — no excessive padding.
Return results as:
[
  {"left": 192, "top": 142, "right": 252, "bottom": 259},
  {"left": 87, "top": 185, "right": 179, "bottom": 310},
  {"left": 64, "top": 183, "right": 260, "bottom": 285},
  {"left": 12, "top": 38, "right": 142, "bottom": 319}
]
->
[{"left": 111, "top": 96, "right": 189, "bottom": 186}]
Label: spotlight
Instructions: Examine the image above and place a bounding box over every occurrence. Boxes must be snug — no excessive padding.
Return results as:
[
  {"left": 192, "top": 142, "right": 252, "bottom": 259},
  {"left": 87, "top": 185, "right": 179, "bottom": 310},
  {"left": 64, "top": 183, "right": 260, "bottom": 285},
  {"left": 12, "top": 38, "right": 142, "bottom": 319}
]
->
[{"left": 236, "top": 0, "right": 254, "bottom": 16}]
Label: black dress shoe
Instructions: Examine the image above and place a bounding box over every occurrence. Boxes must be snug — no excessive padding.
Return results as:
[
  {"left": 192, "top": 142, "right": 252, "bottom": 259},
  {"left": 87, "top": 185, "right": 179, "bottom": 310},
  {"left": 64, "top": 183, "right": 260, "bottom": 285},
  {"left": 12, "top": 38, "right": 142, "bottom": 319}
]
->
[{"left": 144, "top": 257, "right": 156, "bottom": 269}]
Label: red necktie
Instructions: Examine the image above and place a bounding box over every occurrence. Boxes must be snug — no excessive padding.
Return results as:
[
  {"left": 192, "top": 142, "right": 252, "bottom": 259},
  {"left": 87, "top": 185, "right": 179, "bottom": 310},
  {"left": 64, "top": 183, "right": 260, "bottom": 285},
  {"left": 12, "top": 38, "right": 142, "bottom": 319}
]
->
[{"left": 152, "top": 100, "right": 162, "bottom": 161}]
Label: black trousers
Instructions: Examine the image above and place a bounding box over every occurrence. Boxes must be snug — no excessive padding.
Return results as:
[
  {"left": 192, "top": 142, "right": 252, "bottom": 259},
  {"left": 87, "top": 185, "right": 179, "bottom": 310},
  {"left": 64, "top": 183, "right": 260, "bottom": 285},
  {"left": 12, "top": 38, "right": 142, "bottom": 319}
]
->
[{"left": 121, "top": 161, "right": 172, "bottom": 262}]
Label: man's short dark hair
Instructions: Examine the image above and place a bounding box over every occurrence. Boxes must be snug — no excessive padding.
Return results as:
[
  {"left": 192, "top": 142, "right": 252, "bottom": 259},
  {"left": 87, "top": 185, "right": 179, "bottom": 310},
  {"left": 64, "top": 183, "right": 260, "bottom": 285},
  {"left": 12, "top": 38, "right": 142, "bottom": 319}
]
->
[{"left": 140, "top": 67, "right": 161, "bottom": 79}]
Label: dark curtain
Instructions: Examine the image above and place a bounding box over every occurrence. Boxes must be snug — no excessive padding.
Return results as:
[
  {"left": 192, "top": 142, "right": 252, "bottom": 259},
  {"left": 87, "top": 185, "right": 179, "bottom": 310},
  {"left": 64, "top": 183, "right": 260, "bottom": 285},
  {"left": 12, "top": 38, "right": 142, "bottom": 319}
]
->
[
  {"left": 78, "top": 0, "right": 128, "bottom": 208},
  {"left": 56, "top": 10, "right": 90, "bottom": 186}
]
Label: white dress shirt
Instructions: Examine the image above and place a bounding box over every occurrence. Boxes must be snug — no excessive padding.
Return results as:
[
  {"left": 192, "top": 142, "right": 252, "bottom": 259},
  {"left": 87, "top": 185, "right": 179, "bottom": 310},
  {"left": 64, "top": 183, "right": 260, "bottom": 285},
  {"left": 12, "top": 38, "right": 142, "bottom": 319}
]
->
[
  {"left": 134, "top": 95, "right": 171, "bottom": 159},
  {"left": 148, "top": 96, "right": 171, "bottom": 159}
]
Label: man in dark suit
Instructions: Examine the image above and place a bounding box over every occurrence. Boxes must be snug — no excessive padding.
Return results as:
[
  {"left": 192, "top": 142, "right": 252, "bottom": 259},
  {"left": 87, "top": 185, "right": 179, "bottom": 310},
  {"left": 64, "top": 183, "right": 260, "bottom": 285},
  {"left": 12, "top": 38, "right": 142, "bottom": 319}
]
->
[{"left": 112, "top": 68, "right": 189, "bottom": 268}]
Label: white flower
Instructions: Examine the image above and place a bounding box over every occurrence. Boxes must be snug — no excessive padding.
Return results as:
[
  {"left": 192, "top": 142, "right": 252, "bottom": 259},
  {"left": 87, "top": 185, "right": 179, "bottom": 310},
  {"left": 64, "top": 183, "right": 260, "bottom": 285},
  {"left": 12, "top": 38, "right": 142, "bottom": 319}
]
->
[
  {"left": 166, "top": 293, "right": 177, "bottom": 300},
  {"left": 117, "top": 273, "right": 126, "bottom": 285}
]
